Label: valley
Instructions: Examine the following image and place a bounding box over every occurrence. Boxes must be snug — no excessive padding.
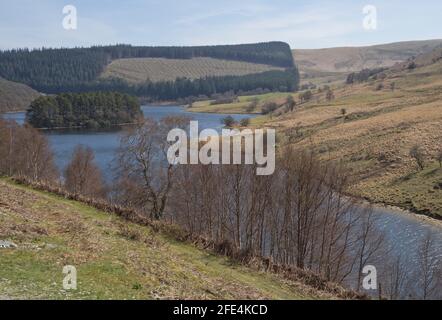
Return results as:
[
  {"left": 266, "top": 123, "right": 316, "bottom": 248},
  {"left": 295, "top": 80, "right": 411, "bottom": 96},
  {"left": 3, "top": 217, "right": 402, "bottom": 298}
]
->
[{"left": 1, "top": 38, "right": 442, "bottom": 301}]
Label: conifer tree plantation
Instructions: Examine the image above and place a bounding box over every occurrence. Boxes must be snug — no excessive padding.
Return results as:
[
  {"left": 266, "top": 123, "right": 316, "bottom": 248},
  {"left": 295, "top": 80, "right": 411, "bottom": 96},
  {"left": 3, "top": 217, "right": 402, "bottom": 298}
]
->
[
  {"left": 26, "top": 92, "right": 142, "bottom": 129},
  {"left": 0, "top": 42, "right": 299, "bottom": 99}
]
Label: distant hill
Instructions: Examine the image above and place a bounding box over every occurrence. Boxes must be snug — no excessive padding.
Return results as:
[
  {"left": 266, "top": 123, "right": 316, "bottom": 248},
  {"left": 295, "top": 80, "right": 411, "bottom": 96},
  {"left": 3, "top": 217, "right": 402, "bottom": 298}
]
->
[
  {"left": 0, "top": 77, "right": 40, "bottom": 113},
  {"left": 0, "top": 42, "right": 298, "bottom": 99},
  {"left": 293, "top": 39, "right": 442, "bottom": 74},
  {"left": 284, "top": 48, "right": 442, "bottom": 218}
]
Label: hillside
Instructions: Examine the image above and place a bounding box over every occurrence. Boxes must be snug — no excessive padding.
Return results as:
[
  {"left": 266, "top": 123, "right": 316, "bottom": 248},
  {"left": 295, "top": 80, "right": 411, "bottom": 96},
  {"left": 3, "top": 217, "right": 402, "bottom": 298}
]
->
[
  {"left": 192, "top": 49, "right": 442, "bottom": 218},
  {"left": 101, "top": 57, "right": 284, "bottom": 84},
  {"left": 0, "top": 42, "right": 297, "bottom": 98},
  {"left": 279, "top": 53, "right": 442, "bottom": 218},
  {"left": 0, "top": 178, "right": 337, "bottom": 300},
  {"left": 0, "top": 77, "right": 40, "bottom": 113},
  {"left": 293, "top": 39, "right": 442, "bottom": 85}
]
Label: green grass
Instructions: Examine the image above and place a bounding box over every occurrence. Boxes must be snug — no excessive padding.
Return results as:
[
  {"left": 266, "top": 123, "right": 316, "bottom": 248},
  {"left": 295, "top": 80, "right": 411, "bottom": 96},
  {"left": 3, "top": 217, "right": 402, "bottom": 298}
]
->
[
  {"left": 366, "top": 163, "right": 442, "bottom": 218},
  {"left": 188, "top": 92, "right": 294, "bottom": 114},
  {"left": 0, "top": 179, "right": 325, "bottom": 300}
]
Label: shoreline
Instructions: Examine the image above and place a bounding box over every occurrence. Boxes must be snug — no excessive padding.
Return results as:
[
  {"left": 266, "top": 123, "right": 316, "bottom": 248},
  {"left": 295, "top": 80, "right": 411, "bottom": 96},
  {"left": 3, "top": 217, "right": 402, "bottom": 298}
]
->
[
  {"left": 360, "top": 198, "right": 442, "bottom": 229},
  {"left": 3, "top": 107, "right": 441, "bottom": 226}
]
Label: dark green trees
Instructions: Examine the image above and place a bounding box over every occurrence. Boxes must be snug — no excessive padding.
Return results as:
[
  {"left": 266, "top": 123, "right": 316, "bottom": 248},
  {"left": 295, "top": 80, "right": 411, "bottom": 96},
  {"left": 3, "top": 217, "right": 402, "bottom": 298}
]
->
[
  {"left": 26, "top": 92, "right": 142, "bottom": 129},
  {"left": 0, "top": 43, "right": 299, "bottom": 98}
]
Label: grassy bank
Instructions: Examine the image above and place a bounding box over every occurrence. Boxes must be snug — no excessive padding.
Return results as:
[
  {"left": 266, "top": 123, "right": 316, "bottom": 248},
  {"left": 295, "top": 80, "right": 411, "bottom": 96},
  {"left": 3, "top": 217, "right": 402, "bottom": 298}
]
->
[
  {"left": 0, "top": 178, "right": 336, "bottom": 300},
  {"left": 187, "top": 92, "right": 294, "bottom": 114}
]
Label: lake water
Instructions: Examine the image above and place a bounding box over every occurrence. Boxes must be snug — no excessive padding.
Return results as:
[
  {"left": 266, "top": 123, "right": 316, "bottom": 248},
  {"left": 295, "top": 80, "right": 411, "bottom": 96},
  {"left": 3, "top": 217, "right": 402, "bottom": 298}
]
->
[
  {"left": 3, "top": 105, "right": 254, "bottom": 180},
  {"left": 2, "top": 105, "right": 441, "bottom": 297}
]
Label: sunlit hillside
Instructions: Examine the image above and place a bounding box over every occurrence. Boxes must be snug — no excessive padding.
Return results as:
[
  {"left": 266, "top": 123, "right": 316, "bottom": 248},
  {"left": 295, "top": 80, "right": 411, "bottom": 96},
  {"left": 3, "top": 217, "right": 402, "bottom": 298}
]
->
[{"left": 101, "top": 57, "right": 285, "bottom": 84}]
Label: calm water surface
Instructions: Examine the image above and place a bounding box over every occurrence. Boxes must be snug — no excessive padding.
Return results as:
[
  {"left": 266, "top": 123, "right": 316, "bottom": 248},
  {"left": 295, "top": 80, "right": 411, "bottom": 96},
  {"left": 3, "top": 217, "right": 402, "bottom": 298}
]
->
[{"left": 4, "top": 105, "right": 254, "bottom": 179}]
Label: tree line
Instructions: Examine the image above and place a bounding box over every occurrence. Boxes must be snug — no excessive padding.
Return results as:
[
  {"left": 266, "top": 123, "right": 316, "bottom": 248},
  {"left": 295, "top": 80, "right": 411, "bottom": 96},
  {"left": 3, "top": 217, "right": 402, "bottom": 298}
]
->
[
  {"left": 1, "top": 117, "right": 439, "bottom": 299},
  {"left": 59, "top": 69, "right": 299, "bottom": 101},
  {"left": 346, "top": 68, "right": 386, "bottom": 84},
  {"left": 109, "top": 119, "right": 441, "bottom": 299},
  {"left": 26, "top": 92, "right": 142, "bottom": 129},
  {"left": 0, "top": 42, "right": 297, "bottom": 96}
]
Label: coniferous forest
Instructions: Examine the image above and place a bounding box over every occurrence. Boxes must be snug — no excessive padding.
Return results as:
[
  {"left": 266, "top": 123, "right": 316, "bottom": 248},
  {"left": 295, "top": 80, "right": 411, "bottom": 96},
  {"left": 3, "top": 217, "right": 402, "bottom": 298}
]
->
[
  {"left": 26, "top": 92, "right": 142, "bottom": 129},
  {"left": 0, "top": 42, "right": 299, "bottom": 98}
]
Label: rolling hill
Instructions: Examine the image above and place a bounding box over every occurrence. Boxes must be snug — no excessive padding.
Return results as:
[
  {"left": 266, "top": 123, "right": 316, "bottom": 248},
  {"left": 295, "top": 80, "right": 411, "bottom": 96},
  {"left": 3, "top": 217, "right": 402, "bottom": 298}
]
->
[
  {"left": 0, "top": 178, "right": 349, "bottom": 300},
  {"left": 293, "top": 39, "right": 442, "bottom": 85},
  {"left": 192, "top": 48, "right": 442, "bottom": 219},
  {"left": 101, "top": 57, "right": 284, "bottom": 84},
  {"left": 0, "top": 77, "right": 40, "bottom": 113},
  {"left": 280, "top": 49, "right": 442, "bottom": 218}
]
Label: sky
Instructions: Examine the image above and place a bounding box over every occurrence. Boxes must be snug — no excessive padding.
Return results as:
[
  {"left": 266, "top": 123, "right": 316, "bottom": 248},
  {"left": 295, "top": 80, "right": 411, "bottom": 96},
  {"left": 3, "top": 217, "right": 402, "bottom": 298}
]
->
[{"left": 1, "top": 0, "right": 442, "bottom": 50}]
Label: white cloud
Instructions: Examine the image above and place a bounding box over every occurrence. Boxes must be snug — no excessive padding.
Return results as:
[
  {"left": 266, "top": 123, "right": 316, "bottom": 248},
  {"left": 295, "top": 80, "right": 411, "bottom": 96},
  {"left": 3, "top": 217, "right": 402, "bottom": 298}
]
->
[{"left": 174, "top": 4, "right": 360, "bottom": 48}]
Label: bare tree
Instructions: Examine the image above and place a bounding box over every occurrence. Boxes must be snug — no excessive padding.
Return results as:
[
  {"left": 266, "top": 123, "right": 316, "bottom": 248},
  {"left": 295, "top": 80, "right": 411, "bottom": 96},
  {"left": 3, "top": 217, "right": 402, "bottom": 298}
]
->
[
  {"left": 409, "top": 145, "right": 425, "bottom": 171},
  {"left": 416, "top": 233, "right": 441, "bottom": 299},
  {"left": 326, "top": 90, "right": 335, "bottom": 102},
  {"left": 437, "top": 149, "right": 442, "bottom": 168},
  {"left": 355, "top": 208, "right": 385, "bottom": 292},
  {"left": 383, "top": 255, "right": 408, "bottom": 300},
  {"left": 285, "top": 95, "right": 296, "bottom": 112},
  {"left": 115, "top": 117, "right": 188, "bottom": 220},
  {"left": 64, "top": 145, "right": 106, "bottom": 198},
  {"left": 0, "top": 120, "right": 58, "bottom": 182}
]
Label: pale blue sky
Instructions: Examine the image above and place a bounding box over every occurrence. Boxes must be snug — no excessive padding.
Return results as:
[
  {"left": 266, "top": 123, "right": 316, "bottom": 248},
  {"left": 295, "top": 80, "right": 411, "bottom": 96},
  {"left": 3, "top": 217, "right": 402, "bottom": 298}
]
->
[{"left": 1, "top": 0, "right": 441, "bottom": 50}]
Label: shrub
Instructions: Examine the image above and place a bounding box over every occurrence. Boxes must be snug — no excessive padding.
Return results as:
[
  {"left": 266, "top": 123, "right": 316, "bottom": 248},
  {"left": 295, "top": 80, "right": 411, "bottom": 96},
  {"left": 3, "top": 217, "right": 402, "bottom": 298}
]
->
[
  {"left": 261, "top": 102, "right": 278, "bottom": 115},
  {"left": 409, "top": 145, "right": 425, "bottom": 171},
  {"left": 221, "top": 115, "right": 236, "bottom": 128},
  {"left": 408, "top": 61, "right": 417, "bottom": 70},
  {"left": 326, "top": 90, "right": 335, "bottom": 101},
  {"left": 299, "top": 90, "right": 313, "bottom": 103},
  {"left": 437, "top": 150, "right": 442, "bottom": 168},
  {"left": 285, "top": 95, "right": 296, "bottom": 112},
  {"left": 240, "top": 118, "right": 250, "bottom": 127},
  {"left": 246, "top": 97, "right": 259, "bottom": 112}
]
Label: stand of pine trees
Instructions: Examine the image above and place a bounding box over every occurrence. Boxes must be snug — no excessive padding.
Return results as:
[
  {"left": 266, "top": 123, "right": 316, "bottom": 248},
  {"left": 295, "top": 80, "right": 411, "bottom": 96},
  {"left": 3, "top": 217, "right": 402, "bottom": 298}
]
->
[{"left": 26, "top": 92, "right": 142, "bottom": 129}]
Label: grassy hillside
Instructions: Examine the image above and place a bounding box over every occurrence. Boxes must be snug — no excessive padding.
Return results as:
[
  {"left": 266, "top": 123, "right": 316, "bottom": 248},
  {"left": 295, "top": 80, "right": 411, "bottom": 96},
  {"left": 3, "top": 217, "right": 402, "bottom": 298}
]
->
[
  {"left": 279, "top": 57, "right": 442, "bottom": 218},
  {"left": 293, "top": 39, "right": 442, "bottom": 86},
  {"left": 0, "top": 178, "right": 336, "bottom": 300},
  {"left": 188, "top": 92, "right": 292, "bottom": 114},
  {"left": 0, "top": 77, "right": 39, "bottom": 113},
  {"left": 101, "top": 57, "right": 284, "bottom": 84},
  {"left": 193, "top": 50, "right": 442, "bottom": 218}
]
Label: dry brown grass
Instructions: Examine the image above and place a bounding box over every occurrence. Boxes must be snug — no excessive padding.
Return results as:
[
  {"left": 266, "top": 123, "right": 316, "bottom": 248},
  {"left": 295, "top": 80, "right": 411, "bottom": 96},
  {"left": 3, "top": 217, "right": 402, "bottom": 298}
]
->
[
  {"left": 0, "top": 77, "right": 40, "bottom": 112},
  {"left": 0, "top": 178, "right": 364, "bottom": 299},
  {"left": 293, "top": 39, "right": 442, "bottom": 73},
  {"left": 268, "top": 59, "right": 442, "bottom": 218},
  {"left": 100, "top": 57, "right": 283, "bottom": 84}
]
